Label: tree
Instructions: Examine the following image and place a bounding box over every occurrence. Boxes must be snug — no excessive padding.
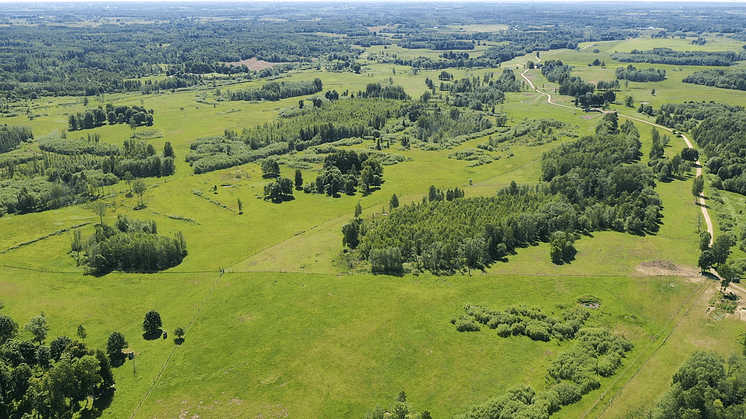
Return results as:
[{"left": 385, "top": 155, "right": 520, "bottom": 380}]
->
[
  {"left": 50, "top": 335, "right": 73, "bottom": 361},
  {"left": 261, "top": 159, "right": 280, "bottom": 178},
  {"left": 711, "top": 234, "right": 732, "bottom": 268},
  {"left": 294, "top": 169, "right": 303, "bottom": 190},
  {"left": 342, "top": 218, "right": 362, "bottom": 249},
  {"left": 0, "top": 314, "right": 18, "bottom": 344},
  {"left": 692, "top": 175, "right": 704, "bottom": 202},
  {"left": 298, "top": 99, "right": 304, "bottom": 109},
  {"left": 355, "top": 202, "right": 363, "bottom": 218},
  {"left": 237, "top": 198, "right": 243, "bottom": 215},
  {"left": 699, "top": 231, "right": 712, "bottom": 251},
  {"left": 681, "top": 147, "right": 699, "bottom": 162},
  {"left": 25, "top": 315, "right": 48, "bottom": 345},
  {"left": 264, "top": 177, "right": 294, "bottom": 202},
  {"left": 389, "top": 194, "right": 399, "bottom": 211},
  {"left": 132, "top": 179, "right": 146, "bottom": 208},
  {"left": 651, "top": 88, "right": 656, "bottom": 96},
  {"left": 77, "top": 324, "right": 87, "bottom": 341},
  {"left": 163, "top": 141, "right": 175, "bottom": 158},
  {"left": 624, "top": 95, "right": 634, "bottom": 107},
  {"left": 174, "top": 327, "right": 185, "bottom": 341},
  {"left": 550, "top": 231, "right": 576, "bottom": 264},
  {"left": 92, "top": 200, "right": 107, "bottom": 225},
  {"left": 124, "top": 171, "right": 134, "bottom": 193},
  {"left": 698, "top": 250, "right": 715, "bottom": 272},
  {"left": 106, "top": 331, "right": 128, "bottom": 363},
  {"left": 143, "top": 310, "right": 162, "bottom": 336}
]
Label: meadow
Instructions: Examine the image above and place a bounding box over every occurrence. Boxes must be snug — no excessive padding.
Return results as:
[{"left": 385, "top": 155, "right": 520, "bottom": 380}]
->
[{"left": 1, "top": 24, "right": 746, "bottom": 419}]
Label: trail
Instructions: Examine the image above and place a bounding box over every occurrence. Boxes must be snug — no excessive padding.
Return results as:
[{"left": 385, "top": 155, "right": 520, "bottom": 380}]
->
[{"left": 520, "top": 67, "right": 717, "bottom": 417}]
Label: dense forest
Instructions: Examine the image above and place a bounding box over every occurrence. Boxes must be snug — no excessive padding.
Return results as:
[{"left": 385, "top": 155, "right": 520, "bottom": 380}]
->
[
  {"left": 0, "top": 313, "right": 115, "bottom": 419},
  {"left": 79, "top": 215, "right": 187, "bottom": 276},
  {"left": 352, "top": 114, "right": 660, "bottom": 274},
  {"left": 0, "top": 126, "right": 33, "bottom": 154},
  {"left": 683, "top": 69, "right": 746, "bottom": 91}
]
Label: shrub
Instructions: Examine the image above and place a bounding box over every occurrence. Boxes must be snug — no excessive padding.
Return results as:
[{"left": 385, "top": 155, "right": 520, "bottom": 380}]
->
[
  {"left": 456, "top": 318, "right": 480, "bottom": 332},
  {"left": 525, "top": 323, "right": 551, "bottom": 342},
  {"left": 553, "top": 382, "right": 582, "bottom": 406},
  {"left": 496, "top": 323, "right": 512, "bottom": 337},
  {"left": 510, "top": 322, "right": 526, "bottom": 336}
]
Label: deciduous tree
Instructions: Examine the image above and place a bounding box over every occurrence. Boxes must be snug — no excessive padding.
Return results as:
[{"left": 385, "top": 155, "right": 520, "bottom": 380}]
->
[
  {"left": 143, "top": 310, "right": 162, "bottom": 336},
  {"left": 25, "top": 315, "right": 48, "bottom": 345}
]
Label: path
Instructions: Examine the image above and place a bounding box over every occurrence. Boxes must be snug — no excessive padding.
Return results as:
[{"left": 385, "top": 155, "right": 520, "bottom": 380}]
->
[{"left": 519, "top": 68, "right": 714, "bottom": 244}]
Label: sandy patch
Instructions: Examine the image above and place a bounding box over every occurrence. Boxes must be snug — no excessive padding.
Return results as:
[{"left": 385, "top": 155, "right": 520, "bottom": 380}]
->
[{"left": 635, "top": 260, "right": 702, "bottom": 279}]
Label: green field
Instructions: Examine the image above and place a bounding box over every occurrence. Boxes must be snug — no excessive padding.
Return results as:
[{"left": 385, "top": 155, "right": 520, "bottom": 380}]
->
[{"left": 2, "top": 19, "right": 746, "bottom": 419}]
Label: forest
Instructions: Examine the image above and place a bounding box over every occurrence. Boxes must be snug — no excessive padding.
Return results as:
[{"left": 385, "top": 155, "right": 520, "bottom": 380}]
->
[
  {"left": 354, "top": 114, "right": 661, "bottom": 274},
  {"left": 683, "top": 69, "right": 746, "bottom": 91}
]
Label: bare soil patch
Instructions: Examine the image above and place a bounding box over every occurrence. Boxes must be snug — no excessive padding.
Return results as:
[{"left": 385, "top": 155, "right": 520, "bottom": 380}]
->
[
  {"left": 635, "top": 260, "right": 702, "bottom": 279},
  {"left": 224, "top": 57, "right": 289, "bottom": 70}
]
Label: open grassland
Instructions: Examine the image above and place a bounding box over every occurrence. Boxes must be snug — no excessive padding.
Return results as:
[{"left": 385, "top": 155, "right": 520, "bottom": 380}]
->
[{"left": 2, "top": 35, "right": 746, "bottom": 419}]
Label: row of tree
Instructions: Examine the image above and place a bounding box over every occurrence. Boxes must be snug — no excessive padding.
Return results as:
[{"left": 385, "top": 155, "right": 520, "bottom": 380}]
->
[
  {"left": 615, "top": 64, "right": 667, "bottom": 82},
  {"left": 454, "top": 306, "right": 633, "bottom": 419},
  {"left": 0, "top": 126, "right": 33, "bottom": 154},
  {"left": 229, "top": 79, "right": 322, "bottom": 102},
  {"left": 611, "top": 48, "right": 741, "bottom": 66},
  {"left": 68, "top": 105, "right": 154, "bottom": 131}
]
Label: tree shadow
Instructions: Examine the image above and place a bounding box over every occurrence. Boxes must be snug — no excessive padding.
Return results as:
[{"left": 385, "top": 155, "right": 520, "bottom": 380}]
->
[
  {"left": 142, "top": 329, "right": 162, "bottom": 341},
  {"left": 109, "top": 353, "right": 126, "bottom": 368}
]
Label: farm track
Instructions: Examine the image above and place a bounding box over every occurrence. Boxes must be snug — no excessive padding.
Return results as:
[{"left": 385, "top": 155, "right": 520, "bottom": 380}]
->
[{"left": 520, "top": 67, "right": 717, "bottom": 418}]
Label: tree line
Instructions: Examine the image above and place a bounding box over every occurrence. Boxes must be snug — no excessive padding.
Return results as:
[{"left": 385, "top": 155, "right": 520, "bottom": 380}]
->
[
  {"left": 0, "top": 126, "right": 33, "bottom": 154},
  {"left": 454, "top": 302, "right": 632, "bottom": 419},
  {"left": 540, "top": 60, "right": 615, "bottom": 109},
  {"left": 228, "top": 79, "right": 322, "bottom": 102},
  {"left": 611, "top": 48, "right": 741, "bottom": 66},
  {"left": 186, "top": 96, "right": 407, "bottom": 174},
  {"left": 67, "top": 105, "right": 154, "bottom": 131},
  {"left": 615, "top": 64, "right": 666, "bottom": 82},
  {"left": 683, "top": 68, "right": 746, "bottom": 91}
]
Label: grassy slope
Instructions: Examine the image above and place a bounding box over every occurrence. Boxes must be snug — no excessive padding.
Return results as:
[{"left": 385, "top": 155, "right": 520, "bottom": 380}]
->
[{"left": 1, "top": 35, "right": 745, "bottom": 418}]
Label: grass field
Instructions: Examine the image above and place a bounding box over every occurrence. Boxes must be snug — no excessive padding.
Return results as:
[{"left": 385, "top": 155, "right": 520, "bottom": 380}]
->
[{"left": 2, "top": 32, "right": 746, "bottom": 419}]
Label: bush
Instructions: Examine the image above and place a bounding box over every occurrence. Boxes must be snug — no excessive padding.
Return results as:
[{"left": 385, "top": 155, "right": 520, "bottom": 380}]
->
[
  {"left": 496, "top": 323, "right": 512, "bottom": 337},
  {"left": 510, "top": 322, "right": 526, "bottom": 336},
  {"left": 456, "top": 318, "right": 480, "bottom": 332},
  {"left": 553, "top": 382, "right": 582, "bottom": 406},
  {"left": 525, "top": 323, "right": 551, "bottom": 342}
]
